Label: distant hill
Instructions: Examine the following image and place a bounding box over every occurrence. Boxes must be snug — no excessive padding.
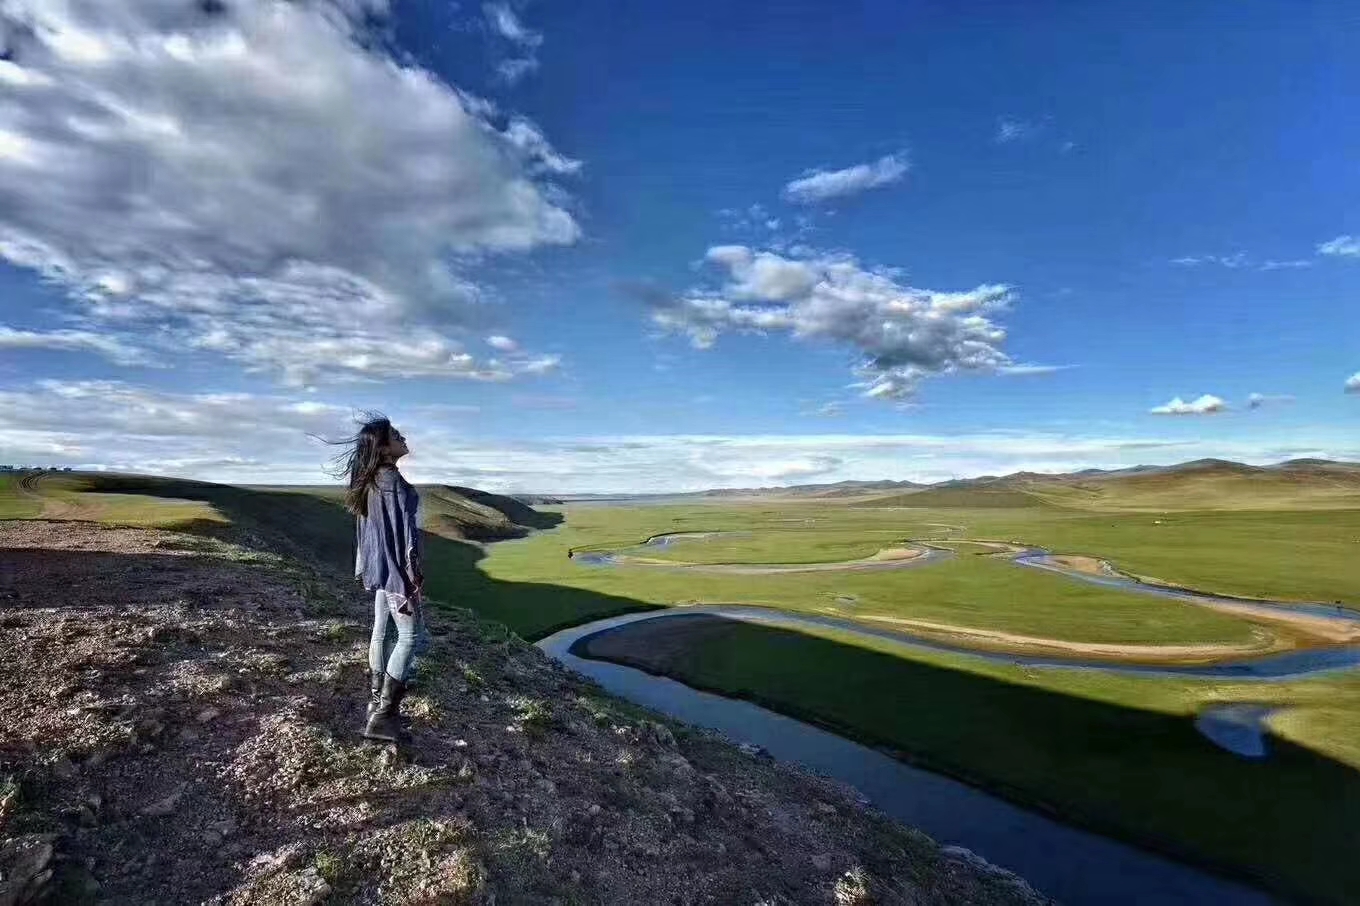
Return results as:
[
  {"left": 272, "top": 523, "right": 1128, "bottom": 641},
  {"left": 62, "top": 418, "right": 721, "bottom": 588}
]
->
[
  {"left": 513, "top": 493, "right": 565, "bottom": 506},
  {"left": 526, "top": 457, "right": 1360, "bottom": 511},
  {"left": 851, "top": 458, "right": 1360, "bottom": 511},
  {"left": 857, "top": 485, "right": 1048, "bottom": 509},
  {"left": 697, "top": 479, "right": 925, "bottom": 499},
  {"left": 416, "top": 485, "right": 563, "bottom": 540},
  {"left": 1, "top": 472, "right": 562, "bottom": 549}
]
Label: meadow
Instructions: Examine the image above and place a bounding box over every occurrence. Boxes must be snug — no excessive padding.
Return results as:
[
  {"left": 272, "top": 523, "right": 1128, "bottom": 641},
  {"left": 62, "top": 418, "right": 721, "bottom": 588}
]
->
[
  {"left": 6, "top": 468, "right": 1360, "bottom": 902},
  {"left": 476, "top": 483, "right": 1360, "bottom": 903}
]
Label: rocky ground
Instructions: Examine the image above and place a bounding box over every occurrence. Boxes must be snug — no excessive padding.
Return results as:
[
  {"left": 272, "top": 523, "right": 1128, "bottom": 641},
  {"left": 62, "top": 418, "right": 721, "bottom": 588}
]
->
[{"left": 0, "top": 519, "right": 1051, "bottom": 905}]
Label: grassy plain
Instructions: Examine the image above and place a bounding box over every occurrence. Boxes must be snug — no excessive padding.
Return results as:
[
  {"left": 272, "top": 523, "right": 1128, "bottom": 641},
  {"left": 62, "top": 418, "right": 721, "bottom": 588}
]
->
[
  {"left": 925, "top": 507, "right": 1360, "bottom": 605},
  {"left": 8, "top": 469, "right": 1360, "bottom": 901},
  {"left": 503, "top": 488, "right": 1360, "bottom": 903},
  {"left": 483, "top": 502, "right": 1356, "bottom": 644}
]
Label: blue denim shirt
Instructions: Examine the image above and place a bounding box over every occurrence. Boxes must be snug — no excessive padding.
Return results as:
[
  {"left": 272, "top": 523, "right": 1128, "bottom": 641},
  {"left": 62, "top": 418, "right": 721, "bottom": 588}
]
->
[{"left": 354, "top": 466, "right": 421, "bottom": 597}]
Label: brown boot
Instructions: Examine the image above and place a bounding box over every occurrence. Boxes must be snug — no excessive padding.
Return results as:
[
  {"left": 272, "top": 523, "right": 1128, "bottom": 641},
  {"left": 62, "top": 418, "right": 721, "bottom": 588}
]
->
[{"left": 362, "top": 673, "right": 407, "bottom": 742}]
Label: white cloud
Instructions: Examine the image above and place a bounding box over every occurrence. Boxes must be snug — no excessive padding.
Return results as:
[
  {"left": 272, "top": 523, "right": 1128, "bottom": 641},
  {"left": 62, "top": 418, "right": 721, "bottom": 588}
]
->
[
  {"left": 496, "top": 58, "right": 538, "bottom": 83},
  {"left": 1170, "top": 253, "right": 1250, "bottom": 269},
  {"left": 650, "top": 246, "right": 1020, "bottom": 400},
  {"left": 1171, "top": 252, "right": 1316, "bottom": 272},
  {"left": 1346, "top": 372, "right": 1360, "bottom": 394},
  {"left": 0, "top": 326, "right": 152, "bottom": 366},
  {"left": 802, "top": 402, "right": 844, "bottom": 418},
  {"left": 515, "top": 354, "right": 561, "bottom": 375},
  {"left": 1149, "top": 394, "right": 1227, "bottom": 416},
  {"left": 995, "top": 117, "right": 1042, "bottom": 144},
  {"left": 485, "top": 2, "right": 542, "bottom": 47},
  {"left": 0, "top": 0, "right": 578, "bottom": 386},
  {"left": 717, "top": 203, "right": 785, "bottom": 235},
  {"left": 502, "top": 118, "right": 582, "bottom": 174},
  {"left": 1318, "top": 235, "right": 1360, "bottom": 258},
  {"left": 997, "top": 363, "right": 1072, "bottom": 376},
  {"left": 1246, "top": 392, "right": 1294, "bottom": 410},
  {"left": 405, "top": 432, "right": 1360, "bottom": 493},
  {"left": 5, "top": 383, "right": 1354, "bottom": 489},
  {"left": 486, "top": 335, "right": 520, "bottom": 352},
  {"left": 782, "top": 154, "right": 909, "bottom": 205},
  {"left": 0, "top": 380, "right": 351, "bottom": 478},
  {"left": 485, "top": 3, "right": 541, "bottom": 84},
  {"left": 703, "top": 246, "right": 819, "bottom": 301},
  {"left": 4, "top": 383, "right": 1354, "bottom": 493}
]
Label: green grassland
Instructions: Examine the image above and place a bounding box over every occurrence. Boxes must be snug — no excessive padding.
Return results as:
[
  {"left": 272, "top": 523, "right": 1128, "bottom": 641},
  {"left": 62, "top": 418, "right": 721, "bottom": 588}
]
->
[
  {"left": 952, "top": 508, "right": 1360, "bottom": 605},
  {"left": 0, "top": 472, "right": 228, "bottom": 526},
  {"left": 503, "top": 531, "right": 1262, "bottom": 646},
  {"left": 0, "top": 474, "right": 42, "bottom": 518},
  {"left": 7, "top": 469, "right": 1356, "bottom": 651},
  {"left": 479, "top": 501, "right": 1357, "bottom": 644},
  {"left": 8, "top": 468, "right": 1360, "bottom": 902},
  {"left": 559, "top": 500, "right": 1360, "bottom": 606},
  {"left": 638, "top": 529, "right": 909, "bottom": 564}
]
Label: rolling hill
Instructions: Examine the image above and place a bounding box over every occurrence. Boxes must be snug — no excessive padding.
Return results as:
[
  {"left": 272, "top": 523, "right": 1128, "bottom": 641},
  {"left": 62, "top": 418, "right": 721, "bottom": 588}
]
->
[
  {"left": 0, "top": 472, "right": 560, "bottom": 552},
  {"left": 851, "top": 458, "right": 1360, "bottom": 511},
  {"left": 697, "top": 479, "right": 925, "bottom": 499}
]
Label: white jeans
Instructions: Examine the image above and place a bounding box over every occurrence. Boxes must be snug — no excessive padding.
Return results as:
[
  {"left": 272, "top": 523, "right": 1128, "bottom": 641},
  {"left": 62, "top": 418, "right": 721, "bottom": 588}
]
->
[{"left": 367, "top": 589, "right": 430, "bottom": 681}]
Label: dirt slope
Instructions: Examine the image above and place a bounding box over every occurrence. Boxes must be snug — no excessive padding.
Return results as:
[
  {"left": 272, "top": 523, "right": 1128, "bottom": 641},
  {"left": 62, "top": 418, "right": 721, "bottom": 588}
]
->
[{"left": 0, "top": 520, "right": 1048, "bottom": 905}]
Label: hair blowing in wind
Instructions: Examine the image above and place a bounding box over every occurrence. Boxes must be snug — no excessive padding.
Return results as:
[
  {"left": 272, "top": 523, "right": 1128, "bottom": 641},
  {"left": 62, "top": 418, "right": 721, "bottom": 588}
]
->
[{"left": 319, "top": 413, "right": 396, "bottom": 515}]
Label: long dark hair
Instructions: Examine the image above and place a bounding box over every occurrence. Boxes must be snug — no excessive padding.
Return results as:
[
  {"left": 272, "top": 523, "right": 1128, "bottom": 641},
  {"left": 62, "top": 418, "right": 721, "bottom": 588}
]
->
[{"left": 320, "top": 413, "right": 397, "bottom": 516}]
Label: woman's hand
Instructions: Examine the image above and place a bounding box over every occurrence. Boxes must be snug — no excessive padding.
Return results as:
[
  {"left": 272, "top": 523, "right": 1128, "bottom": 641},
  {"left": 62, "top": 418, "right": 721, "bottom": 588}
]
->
[{"left": 407, "top": 556, "right": 425, "bottom": 600}]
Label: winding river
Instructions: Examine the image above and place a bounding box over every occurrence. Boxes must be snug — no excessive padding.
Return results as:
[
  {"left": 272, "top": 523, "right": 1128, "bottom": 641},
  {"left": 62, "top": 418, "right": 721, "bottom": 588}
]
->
[
  {"left": 535, "top": 530, "right": 1360, "bottom": 903},
  {"left": 538, "top": 613, "right": 1276, "bottom": 906},
  {"left": 571, "top": 532, "right": 1360, "bottom": 678}
]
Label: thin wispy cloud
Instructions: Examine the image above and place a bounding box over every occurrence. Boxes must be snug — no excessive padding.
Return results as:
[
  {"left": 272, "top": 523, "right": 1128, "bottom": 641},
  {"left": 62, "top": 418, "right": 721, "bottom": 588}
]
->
[
  {"left": 1171, "top": 253, "right": 1312, "bottom": 272},
  {"left": 0, "top": 0, "right": 579, "bottom": 388},
  {"left": 485, "top": 2, "right": 543, "bottom": 84},
  {"left": 1318, "top": 235, "right": 1360, "bottom": 258},
  {"left": 782, "top": 154, "right": 909, "bottom": 205},
  {"left": 1149, "top": 394, "right": 1227, "bottom": 416},
  {"left": 1170, "top": 253, "right": 1250, "bottom": 269},
  {"left": 997, "top": 364, "right": 1074, "bottom": 376},
  {"left": 1246, "top": 392, "right": 1295, "bottom": 409},
  {"left": 0, "top": 327, "right": 153, "bottom": 367},
  {"left": 502, "top": 119, "right": 583, "bottom": 175},
  {"left": 994, "top": 117, "right": 1043, "bottom": 144},
  {"left": 718, "top": 204, "right": 783, "bottom": 234}
]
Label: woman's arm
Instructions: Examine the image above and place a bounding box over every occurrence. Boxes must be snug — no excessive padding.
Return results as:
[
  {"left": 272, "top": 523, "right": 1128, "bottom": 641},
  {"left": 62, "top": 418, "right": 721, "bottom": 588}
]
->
[{"left": 401, "top": 482, "right": 423, "bottom": 598}]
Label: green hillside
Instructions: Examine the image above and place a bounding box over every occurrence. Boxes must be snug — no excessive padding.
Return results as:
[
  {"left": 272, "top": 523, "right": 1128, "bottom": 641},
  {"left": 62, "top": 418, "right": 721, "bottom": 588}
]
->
[
  {"left": 855, "top": 460, "right": 1360, "bottom": 512},
  {"left": 855, "top": 485, "right": 1048, "bottom": 508}
]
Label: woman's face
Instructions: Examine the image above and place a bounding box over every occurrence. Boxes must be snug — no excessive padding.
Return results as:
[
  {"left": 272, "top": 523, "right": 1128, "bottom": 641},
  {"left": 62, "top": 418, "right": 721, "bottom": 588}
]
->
[{"left": 386, "top": 427, "right": 410, "bottom": 460}]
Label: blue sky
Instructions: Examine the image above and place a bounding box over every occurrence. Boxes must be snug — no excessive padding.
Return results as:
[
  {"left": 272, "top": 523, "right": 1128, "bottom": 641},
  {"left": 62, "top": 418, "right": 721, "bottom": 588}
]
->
[{"left": 0, "top": 0, "right": 1356, "bottom": 492}]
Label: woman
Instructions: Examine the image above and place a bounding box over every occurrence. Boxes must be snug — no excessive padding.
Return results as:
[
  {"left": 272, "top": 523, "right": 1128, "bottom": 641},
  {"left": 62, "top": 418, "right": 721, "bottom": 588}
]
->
[{"left": 340, "top": 416, "right": 428, "bottom": 742}]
